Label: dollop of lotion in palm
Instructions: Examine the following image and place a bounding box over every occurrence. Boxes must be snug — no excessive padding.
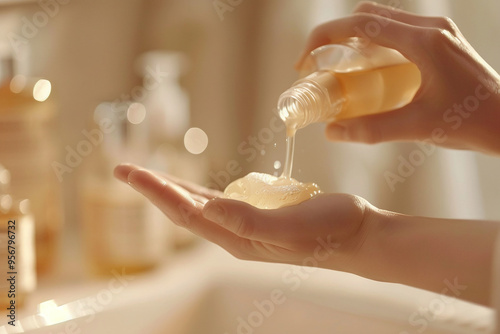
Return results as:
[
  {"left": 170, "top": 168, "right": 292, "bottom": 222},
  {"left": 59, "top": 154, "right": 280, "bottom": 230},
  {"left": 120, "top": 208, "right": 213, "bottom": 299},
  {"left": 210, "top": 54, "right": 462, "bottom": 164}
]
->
[{"left": 223, "top": 172, "right": 321, "bottom": 209}]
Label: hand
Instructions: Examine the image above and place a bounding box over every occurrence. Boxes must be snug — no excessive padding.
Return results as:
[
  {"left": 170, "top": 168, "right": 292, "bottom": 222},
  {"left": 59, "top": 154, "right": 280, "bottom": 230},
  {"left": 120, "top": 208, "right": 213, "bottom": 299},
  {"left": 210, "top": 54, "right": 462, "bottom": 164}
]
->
[
  {"left": 296, "top": 1, "right": 500, "bottom": 155},
  {"left": 114, "top": 163, "right": 499, "bottom": 305},
  {"left": 113, "top": 163, "right": 375, "bottom": 272}
]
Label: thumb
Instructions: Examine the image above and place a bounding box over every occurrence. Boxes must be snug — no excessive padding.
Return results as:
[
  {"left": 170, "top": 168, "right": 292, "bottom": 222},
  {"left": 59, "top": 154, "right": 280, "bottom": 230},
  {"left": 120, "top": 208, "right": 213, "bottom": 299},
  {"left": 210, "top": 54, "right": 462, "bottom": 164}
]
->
[
  {"left": 325, "top": 104, "right": 426, "bottom": 144},
  {"left": 202, "top": 193, "right": 368, "bottom": 244}
]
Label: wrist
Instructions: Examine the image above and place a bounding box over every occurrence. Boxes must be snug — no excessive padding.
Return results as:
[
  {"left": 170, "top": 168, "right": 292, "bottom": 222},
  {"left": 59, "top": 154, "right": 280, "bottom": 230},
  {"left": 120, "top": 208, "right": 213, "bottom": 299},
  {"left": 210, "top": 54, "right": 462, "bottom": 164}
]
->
[
  {"left": 471, "top": 89, "right": 500, "bottom": 155},
  {"left": 358, "top": 209, "right": 499, "bottom": 306}
]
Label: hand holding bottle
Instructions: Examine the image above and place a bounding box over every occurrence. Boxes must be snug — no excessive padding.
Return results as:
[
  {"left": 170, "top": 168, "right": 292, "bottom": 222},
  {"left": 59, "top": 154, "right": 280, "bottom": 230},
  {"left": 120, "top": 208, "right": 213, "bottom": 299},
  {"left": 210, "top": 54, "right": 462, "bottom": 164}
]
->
[{"left": 297, "top": 1, "right": 500, "bottom": 155}]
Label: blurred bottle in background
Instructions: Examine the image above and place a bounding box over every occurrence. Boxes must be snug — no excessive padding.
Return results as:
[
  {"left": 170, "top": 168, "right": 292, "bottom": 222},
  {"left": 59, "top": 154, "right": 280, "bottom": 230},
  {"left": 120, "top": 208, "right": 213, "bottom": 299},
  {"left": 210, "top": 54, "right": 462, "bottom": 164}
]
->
[
  {"left": 137, "top": 51, "right": 207, "bottom": 249},
  {"left": 0, "top": 164, "right": 37, "bottom": 308},
  {"left": 0, "top": 45, "right": 63, "bottom": 275},
  {"left": 136, "top": 51, "right": 190, "bottom": 147},
  {"left": 79, "top": 101, "right": 168, "bottom": 276}
]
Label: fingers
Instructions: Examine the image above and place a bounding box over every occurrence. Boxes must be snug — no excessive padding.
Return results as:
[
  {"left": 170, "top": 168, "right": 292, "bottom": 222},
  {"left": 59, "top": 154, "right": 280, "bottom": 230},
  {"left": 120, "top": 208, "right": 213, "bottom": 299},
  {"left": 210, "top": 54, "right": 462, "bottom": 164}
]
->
[
  {"left": 114, "top": 163, "right": 222, "bottom": 199},
  {"left": 354, "top": 1, "right": 459, "bottom": 33},
  {"left": 161, "top": 172, "right": 223, "bottom": 199},
  {"left": 114, "top": 163, "right": 138, "bottom": 183},
  {"left": 123, "top": 168, "right": 300, "bottom": 262},
  {"left": 325, "top": 104, "right": 428, "bottom": 144},
  {"left": 125, "top": 168, "right": 250, "bottom": 254},
  {"left": 296, "top": 1, "right": 462, "bottom": 71},
  {"left": 296, "top": 13, "right": 426, "bottom": 70},
  {"left": 127, "top": 169, "right": 202, "bottom": 221}
]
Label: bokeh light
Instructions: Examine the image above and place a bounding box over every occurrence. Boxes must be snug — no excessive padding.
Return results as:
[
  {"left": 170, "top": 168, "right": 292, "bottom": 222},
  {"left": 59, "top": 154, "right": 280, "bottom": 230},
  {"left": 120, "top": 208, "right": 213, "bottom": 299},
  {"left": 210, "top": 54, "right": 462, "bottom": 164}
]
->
[
  {"left": 184, "top": 127, "right": 208, "bottom": 154},
  {"left": 10, "top": 75, "right": 27, "bottom": 93},
  {"left": 33, "top": 79, "right": 52, "bottom": 102},
  {"left": 127, "top": 103, "right": 147, "bottom": 125}
]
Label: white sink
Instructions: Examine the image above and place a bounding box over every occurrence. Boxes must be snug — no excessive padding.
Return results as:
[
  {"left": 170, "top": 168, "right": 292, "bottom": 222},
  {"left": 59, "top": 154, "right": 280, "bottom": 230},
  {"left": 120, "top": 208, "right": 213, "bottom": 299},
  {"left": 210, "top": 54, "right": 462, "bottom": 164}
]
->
[{"left": 1, "top": 243, "right": 495, "bottom": 334}]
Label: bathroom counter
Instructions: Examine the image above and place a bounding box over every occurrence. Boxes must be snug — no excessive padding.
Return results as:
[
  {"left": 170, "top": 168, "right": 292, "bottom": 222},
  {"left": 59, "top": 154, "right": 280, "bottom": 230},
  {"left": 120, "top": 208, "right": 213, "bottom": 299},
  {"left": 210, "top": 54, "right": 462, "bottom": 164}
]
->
[{"left": 0, "top": 241, "right": 495, "bottom": 333}]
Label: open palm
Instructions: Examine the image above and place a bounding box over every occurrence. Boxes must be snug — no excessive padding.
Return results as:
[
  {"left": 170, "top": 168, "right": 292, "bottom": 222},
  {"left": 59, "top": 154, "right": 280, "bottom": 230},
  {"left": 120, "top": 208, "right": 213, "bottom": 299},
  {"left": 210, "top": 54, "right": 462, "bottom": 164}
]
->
[{"left": 114, "top": 164, "right": 373, "bottom": 272}]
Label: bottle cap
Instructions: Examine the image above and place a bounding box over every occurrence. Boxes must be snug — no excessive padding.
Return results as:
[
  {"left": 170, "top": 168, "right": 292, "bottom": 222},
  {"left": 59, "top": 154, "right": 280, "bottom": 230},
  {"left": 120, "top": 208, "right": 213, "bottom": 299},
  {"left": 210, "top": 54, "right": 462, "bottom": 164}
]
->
[{"left": 277, "top": 70, "right": 344, "bottom": 136}]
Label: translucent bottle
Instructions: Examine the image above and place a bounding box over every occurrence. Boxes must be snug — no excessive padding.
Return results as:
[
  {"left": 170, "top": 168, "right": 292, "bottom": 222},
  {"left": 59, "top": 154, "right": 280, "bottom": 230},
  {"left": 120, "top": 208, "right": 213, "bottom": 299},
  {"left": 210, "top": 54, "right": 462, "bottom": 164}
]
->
[
  {"left": 278, "top": 37, "right": 421, "bottom": 136},
  {"left": 137, "top": 51, "right": 201, "bottom": 249},
  {"left": 80, "top": 102, "right": 168, "bottom": 276},
  {"left": 0, "top": 165, "right": 36, "bottom": 309}
]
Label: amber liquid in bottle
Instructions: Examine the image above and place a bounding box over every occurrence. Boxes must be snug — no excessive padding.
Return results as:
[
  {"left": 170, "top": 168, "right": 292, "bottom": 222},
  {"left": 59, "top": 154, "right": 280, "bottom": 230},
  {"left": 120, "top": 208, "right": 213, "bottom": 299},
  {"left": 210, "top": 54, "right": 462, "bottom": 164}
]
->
[
  {"left": 332, "top": 62, "right": 421, "bottom": 120},
  {"left": 280, "top": 61, "right": 421, "bottom": 178}
]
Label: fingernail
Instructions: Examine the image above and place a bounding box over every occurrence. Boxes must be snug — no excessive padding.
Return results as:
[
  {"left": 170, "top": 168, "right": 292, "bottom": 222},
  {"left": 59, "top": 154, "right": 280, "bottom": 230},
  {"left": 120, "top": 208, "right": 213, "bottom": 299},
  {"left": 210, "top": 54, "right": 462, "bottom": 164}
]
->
[
  {"left": 126, "top": 170, "right": 142, "bottom": 190},
  {"left": 203, "top": 203, "right": 226, "bottom": 225},
  {"left": 327, "top": 123, "right": 347, "bottom": 140}
]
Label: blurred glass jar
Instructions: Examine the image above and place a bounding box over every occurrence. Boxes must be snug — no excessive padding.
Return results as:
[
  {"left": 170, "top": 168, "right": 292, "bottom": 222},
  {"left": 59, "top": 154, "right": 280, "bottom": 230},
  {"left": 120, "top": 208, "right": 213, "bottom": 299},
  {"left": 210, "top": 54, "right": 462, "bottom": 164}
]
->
[
  {"left": 80, "top": 176, "right": 167, "bottom": 276},
  {"left": 79, "top": 101, "right": 168, "bottom": 276},
  {"left": 0, "top": 165, "right": 37, "bottom": 309},
  {"left": 0, "top": 74, "right": 63, "bottom": 275}
]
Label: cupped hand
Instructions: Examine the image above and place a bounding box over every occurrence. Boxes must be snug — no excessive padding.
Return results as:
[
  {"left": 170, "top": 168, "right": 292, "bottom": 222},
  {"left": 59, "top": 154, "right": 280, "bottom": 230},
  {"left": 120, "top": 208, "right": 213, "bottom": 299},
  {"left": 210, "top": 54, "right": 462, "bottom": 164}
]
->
[
  {"left": 114, "top": 164, "right": 499, "bottom": 305},
  {"left": 114, "top": 163, "right": 377, "bottom": 272},
  {"left": 296, "top": 1, "right": 500, "bottom": 154}
]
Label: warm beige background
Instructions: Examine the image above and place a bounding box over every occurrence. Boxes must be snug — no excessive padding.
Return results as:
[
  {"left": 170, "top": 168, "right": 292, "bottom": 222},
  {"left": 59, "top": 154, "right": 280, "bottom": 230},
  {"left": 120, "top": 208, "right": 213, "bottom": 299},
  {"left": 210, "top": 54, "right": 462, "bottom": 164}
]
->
[{"left": 1, "top": 0, "right": 500, "bottom": 228}]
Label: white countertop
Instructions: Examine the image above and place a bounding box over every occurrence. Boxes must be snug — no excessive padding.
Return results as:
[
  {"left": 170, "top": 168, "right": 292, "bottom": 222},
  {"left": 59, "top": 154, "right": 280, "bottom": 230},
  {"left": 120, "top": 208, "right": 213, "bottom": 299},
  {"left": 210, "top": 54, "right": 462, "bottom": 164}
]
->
[{"left": 0, "top": 240, "right": 495, "bottom": 333}]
